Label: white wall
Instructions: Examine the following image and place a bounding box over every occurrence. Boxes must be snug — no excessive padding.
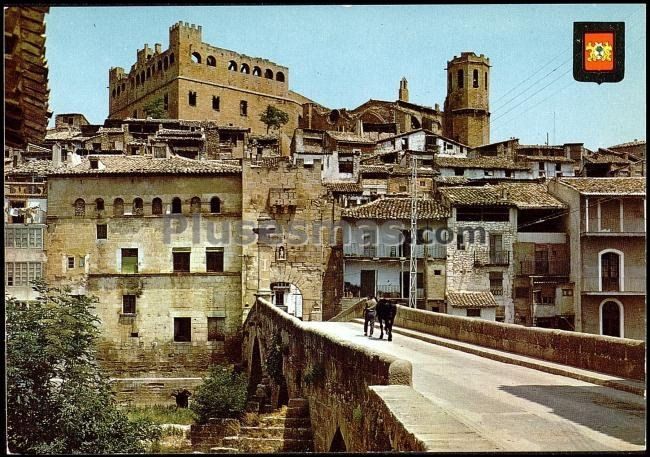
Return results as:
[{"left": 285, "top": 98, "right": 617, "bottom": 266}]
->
[{"left": 448, "top": 306, "right": 497, "bottom": 320}]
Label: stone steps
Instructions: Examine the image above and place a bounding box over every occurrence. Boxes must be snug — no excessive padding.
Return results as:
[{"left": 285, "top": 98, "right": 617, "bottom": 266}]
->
[
  {"left": 222, "top": 437, "right": 313, "bottom": 453},
  {"left": 258, "top": 416, "right": 311, "bottom": 428},
  {"left": 240, "top": 425, "right": 313, "bottom": 440}
]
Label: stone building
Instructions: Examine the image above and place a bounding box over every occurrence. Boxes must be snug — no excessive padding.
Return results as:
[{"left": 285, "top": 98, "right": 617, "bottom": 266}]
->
[
  {"left": 547, "top": 177, "right": 646, "bottom": 340},
  {"left": 108, "top": 22, "right": 313, "bottom": 153},
  {"left": 45, "top": 155, "right": 244, "bottom": 375},
  {"left": 4, "top": 6, "right": 51, "bottom": 149}
]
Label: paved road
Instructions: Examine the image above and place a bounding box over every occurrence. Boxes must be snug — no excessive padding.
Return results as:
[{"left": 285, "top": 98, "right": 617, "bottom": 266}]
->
[{"left": 305, "top": 321, "right": 646, "bottom": 452}]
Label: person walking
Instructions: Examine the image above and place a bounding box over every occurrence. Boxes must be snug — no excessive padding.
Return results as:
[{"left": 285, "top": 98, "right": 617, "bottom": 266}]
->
[{"left": 364, "top": 296, "right": 377, "bottom": 337}]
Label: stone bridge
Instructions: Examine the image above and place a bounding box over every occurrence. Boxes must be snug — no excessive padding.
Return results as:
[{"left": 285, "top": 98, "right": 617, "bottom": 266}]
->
[{"left": 242, "top": 297, "right": 646, "bottom": 452}]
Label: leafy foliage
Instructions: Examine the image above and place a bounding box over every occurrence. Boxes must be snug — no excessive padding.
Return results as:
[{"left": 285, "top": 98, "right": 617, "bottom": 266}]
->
[
  {"left": 190, "top": 365, "right": 248, "bottom": 424},
  {"left": 6, "top": 281, "right": 161, "bottom": 454},
  {"left": 259, "top": 104, "right": 289, "bottom": 133},
  {"left": 303, "top": 363, "right": 326, "bottom": 386},
  {"left": 143, "top": 97, "right": 165, "bottom": 119},
  {"left": 265, "top": 332, "right": 285, "bottom": 384}
]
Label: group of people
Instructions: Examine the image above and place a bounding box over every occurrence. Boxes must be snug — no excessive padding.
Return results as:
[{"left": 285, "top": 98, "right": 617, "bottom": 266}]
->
[{"left": 362, "top": 295, "right": 397, "bottom": 341}]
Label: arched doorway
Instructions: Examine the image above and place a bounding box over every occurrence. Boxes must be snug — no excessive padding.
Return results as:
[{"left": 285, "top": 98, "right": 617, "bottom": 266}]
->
[
  {"left": 600, "top": 300, "right": 623, "bottom": 337},
  {"left": 248, "top": 338, "right": 263, "bottom": 398},
  {"left": 329, "top": 427, "right": 347, "bottom": 452},
  {"left": 271, "top": 282, "right": 303, "bottom": 320}
]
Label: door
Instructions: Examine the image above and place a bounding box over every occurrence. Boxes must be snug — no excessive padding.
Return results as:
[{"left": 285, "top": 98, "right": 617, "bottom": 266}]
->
[
  {"left": 601, "top": 301, "right": 621, "bottom": 337},
  {"left": 360, "top": 270, "right": 376, "bottom": 298},
  {"left": 401, "top": 271, "right": 410, "bottom": 299},
  {"left": 601, "top": 252, "right": 620, "bottom": 291},
  {"left": 400, "top": 230, "right": 411, "bottom": 257},
  {"left": 490, "top": 234, "right": 503, "bottom": 263}
]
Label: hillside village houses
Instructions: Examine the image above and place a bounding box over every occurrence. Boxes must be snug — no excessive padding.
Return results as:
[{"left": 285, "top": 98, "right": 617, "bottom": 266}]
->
[{"left": 5, "top": 19, "right": 647, "bottom": 390}]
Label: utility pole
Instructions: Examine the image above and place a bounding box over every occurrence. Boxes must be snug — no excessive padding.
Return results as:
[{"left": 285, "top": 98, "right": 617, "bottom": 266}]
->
[{"left": 409, "top": 154, "right": 418, "bottom": 309}]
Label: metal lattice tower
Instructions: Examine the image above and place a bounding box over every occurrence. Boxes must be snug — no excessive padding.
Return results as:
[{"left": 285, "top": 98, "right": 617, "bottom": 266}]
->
[{"left": 408, "top": 155, "right": 418, "bottom": 308}]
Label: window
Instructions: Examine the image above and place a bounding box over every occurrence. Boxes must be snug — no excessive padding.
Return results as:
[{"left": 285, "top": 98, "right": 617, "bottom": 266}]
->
[
  {"left": 489, "top": 272, "right": 503, "bottom": 295},
  {"left": 210, "top": 197, "right": 221, "bottom": 213},
  {"left": 467, "top": 308, "right": 481, "bottom": 317},
  {"left": 228, "top": 60, "right": 237, "bottom": 71},
  {"left": 95, "top": 198, "right": 105, "bottom": 211},
  {"left": 457, "top": 69, "right": 464, "bottom": 89},
  {"left": 206, "top": 248, "right": 224, "bottom": 272},
  {"left": 163, "top": 93, "right": 169, "bottom": 110},
  {"left": 264, "top": 69, "right": 274, "bottom": 79},
  {"left": 252, "top": 66, "right": 261, "bottom": 76},
  {"left": 191, "top": 51, "right": 201, "bottom": 64},
  {"left": 434, "top": 270, "right": 442, "bottom": 276},
  {"left": 206, "top": 55, "right": 216, "bottom": 67},
  {"left": 68, "top": 256, "right": 75, "bottom": 269},
  {"left": 240, "top": 100, "right": 248, "bottom": 116},
  {"left": 240, "top": 63, "right": 250, "bottom": 74},
  {"left": 399, "top": 185, "right": 407, "bottom": 192},
  {"left": 169, "top": 53, "right": 175, "bottom": 65},
  {"left": 74, "top": 198, "right": 85, "bottom": 216},
  {"left": 562, "top": 288, "right": 573, "bottom": 296},
  {"left": 164, "top": 56, "right": 169, "bottom": 70},
  {"left": 133, "top": 198, "right": 144, "bottom": 216},
  {"left": 338, "top": 159, "right": 353, "bottom": 174},
  {"left": 454, "top": 168, "right": 464, "bottom": 176},
  {"left": 121, "top": 248, "right": 138, "bottom": 273},
  {"left": 5, "top": 227, "right": 43, "bottom": 248},
  {"left": 122, "top": 295, "right": 136, "bottom": 314},
  {"left": 152, "top": 198, "right": 163, "bottom": 215},
  {"left": 556, "top": 163, "right": 562, "bottom": 171},
  {"left": 538, "top": 162, "right": 545, "bottom": 170},
  {"left": 515, "top": 286, "right": 529, "bottom": 299},
  {"left": 5, "top": 262, "right": 41, "bottom": 286},
  {"left": 97, "top": 224, "right": 107, "bottom": 240},
  {"left": 114, "top": 198, "right": 124, "bottom": 216},
  {"left": 171, "top": 197, "right": 182, "bottom": 214},
  {"left": 208, "top": 317, "right": 226, "bottom": 341},
  {"left": 212, "top": 96, "right": 220, "bottom": 111},
  {"left": 189, "top": 91, "right": 197, "bottom": 106},
  {"left": 173, "top": 249, "right": 191, "bottom": 272},
  {"left": 190, "top": 197, "right": 201, "bottom": 214},
  {"left": 485, "top": 72, "right": 488, "bottom": 90},
  {"left": 276, "top": 71, "right": 285, "bottom": 82},
  {"left": 456, "top": 232, "right": 465, "bottom": 250},
  {"left": 174, "top": 317, "right": 191, "bottom": 342},
  {"left": 473, "top": 69, "right": 479, "bottom": 88}
]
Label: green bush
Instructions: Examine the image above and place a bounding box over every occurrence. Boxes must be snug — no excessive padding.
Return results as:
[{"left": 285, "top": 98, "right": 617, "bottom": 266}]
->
[
  {"left": 190, "top": 365, "right": 248, "bottom": 424},
  {"left": 125, "top": 405, "right": 196, "bottom": 425},
  {"left": 265, "top": 332, "right": 284, "bottom": 384}
]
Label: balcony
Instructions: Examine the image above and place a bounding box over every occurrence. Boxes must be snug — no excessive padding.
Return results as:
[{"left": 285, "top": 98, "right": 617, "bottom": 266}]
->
[
  {"left": 582, "top": 276, "right": 646, "bottom": 294},
  {"left": 474, "top": 250, "right": 510, "bottom": 266},
  {"left": 377, "top": 284, "right": 425, "bottom": 299},
  {"left": 344, "top": 243, "right": 447, "bottom": 259},
  {"left": 5, "top": 182, "right": 47, "bottom": 197},
  {"left": 516, "top": 259, "right": 569, "bottom": 276},
  {"left": 582, "top": 216, "right": 645, "bottom": 235}
]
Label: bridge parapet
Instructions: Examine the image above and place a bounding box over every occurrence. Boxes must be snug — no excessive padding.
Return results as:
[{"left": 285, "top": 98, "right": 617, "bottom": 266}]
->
[
  {"left": 244, "top": 297, "right": 436, "bottom": 451},
  {"left": 393, "top": 305, "right": 645, "bottom": 381}
]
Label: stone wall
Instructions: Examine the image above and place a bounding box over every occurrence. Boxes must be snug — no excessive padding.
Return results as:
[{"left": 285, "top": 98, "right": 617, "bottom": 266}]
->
[
  {"left": 392, "top": 305, "right": 645, "bottom": 380},
  {"left": 190, "top": 418, "right": 240, "bottom": 452},
  {"left": 244, "top": 297, "right": 437, "bottom": 452},
  {"left": 111, "top": 377, "right": 204, "bottom": 407}
]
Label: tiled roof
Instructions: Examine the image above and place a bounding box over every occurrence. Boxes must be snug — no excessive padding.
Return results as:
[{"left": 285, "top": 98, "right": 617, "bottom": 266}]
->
[
  {"left": 325, "top": 182, "right": 364, "bottom": 193},
  {"left": 341, "top": 196, "right": 450, "bottom": 220},
  {"left": 517, "top": 144, "right": 563, "bottom": 151},
  {"left": 435, "top": 156, "right": 530, "bottom": 170},
  {"left": 49, "top": 155, "right": 241, "bottom": 176},
  {"left": 608, "top": 140, "right": 646, "bottom": 149},
  {"left": 4, "top": 159, "right": 64, "bottom": 176},
  {"left": 447, "top": 291, "right": 498, "bottom": 308},
  {"left": 434, "top": 176, "right": 471, "bottom": 185},
  {"left": 326, "top": 131, "right": 375, "bottom": 144},
  {"left": 360, "top": 150, "right": 398, "bottom": 163},
  {"left": 583, "top": 150, "right": 631, "bottom": 164},
  {"left": 557, "top": 177, "right": 646, "bottom": 195},
  {"left": 522, "top": 155, "right": 575, "bottom": 163},
  {"left": 45, "top": 129, "right": 82, "bottom": 141},
  {"left": 360, "top": 164, "right": 391, "bottom": 174},
  {"left": 156, "top": 129, "right": 203, "bottom": 137},
  {"left": 440, "top": 183, "right": 566, "bottom": 209},
  {"left": 97, "top": 127, "right": 124, "bottom": 134},
  {"left": 390, "top": 166, "right": 438, "bottom": 177}
]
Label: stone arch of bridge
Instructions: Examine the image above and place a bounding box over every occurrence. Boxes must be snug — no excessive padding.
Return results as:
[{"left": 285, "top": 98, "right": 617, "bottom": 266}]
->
[{"left": 329, "top": 425, "right": 348, "bottom": 452}]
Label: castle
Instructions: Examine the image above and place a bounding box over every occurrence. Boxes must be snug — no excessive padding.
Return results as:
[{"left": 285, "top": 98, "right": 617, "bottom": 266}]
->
[{"left": 109, "top": 22, "right": 491, "bottom": 148}]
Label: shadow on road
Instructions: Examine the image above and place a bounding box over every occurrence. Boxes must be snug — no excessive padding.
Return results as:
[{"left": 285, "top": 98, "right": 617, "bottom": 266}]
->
[{"left": 499, "top": 385, "right": 645, "bottom": 445}]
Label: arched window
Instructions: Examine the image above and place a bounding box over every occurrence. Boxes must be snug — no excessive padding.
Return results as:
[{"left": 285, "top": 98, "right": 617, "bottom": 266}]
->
[
  {"left": 457, "top": 69, "right": 464, "bottom": 89},
  {"left": 252, "top": 66, "right": 261, "bottom": 76},
  {"left": 276, "top": 71, "right": 285, "bottom": 82},
  {"left": 171, "top": 197, "right": 182, "bottom": 214},
  {"left": 210, "top": 197, "right": 221, "bottom": 213},
  {"left": 95, "top": 198, "right": 105, "bottom": 211},
  {"left": 121, "top": 83, "right": 125, "bottom": 92},
  {"left": 163, "top": 56, "right": 169, "bottom": 70},
  {"left": 206, "top": 55, "right": 216, "bottom": 67},
  {"left": 74, "top": 198, "right": 86, "bottom": 216},
  {"left": 600, "top": 250, "right": 623, "bottom": 291},
  {"left": 264, "top": 69, "right": 274, "bottom": 79},
  {"left": 133, "top": 197, "right": 144, "bottom": 216},
  {"left": 130, "top": 78, "right": 135, "bottom": 89},
  {"left": 411, "top": 116, "right": 421, "bottom": 129},
  {"left": 117, "top": 86, "right": 121, "bottom": 96},
  {"left": 136, "top": 74, "right": 141, "bottom": 85},
  {"left": 113, "top": 198, "right": 124, "bottom": 217},
  {"left": 152, "top": 197, "right": 163, "bottom": 215},
  {"left": 240, "top": 63, "right": 250, "bottom": 74},
  {"left": 190, "top": 197, "right": 201, "bottom": 214},
  {"left": 473, "top": 69, "right": 479, "bottom": 88},
  {"left": 169, "top": 53, "right": 175, "bottom": 65},
  {"left": 157, "top": 60, "right": 162, "bottom": 72},
  {"left": 146, "top": 67, "right": 151, "bottom": 79},
  {"left": 600, "top": 299, "right": 624, "bottom": 337},
  {"left": 228, "top": 60, "right": 237, "bottom": 71},
  {"left": 140, "top": 71, "right": 145, "bottom": 83},
  {"left": 191, "top": 52, "right": 201, "bottom": 64}
]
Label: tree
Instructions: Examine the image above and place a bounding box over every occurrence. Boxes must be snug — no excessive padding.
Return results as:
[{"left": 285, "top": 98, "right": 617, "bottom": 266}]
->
[
  {"left": 190, "top": 365, "right": 248, "bottom": 424},
  {"left": 259, "top": 105, "right": 289, "bottom": 134},
  {"left": 143, "top": 97, "right": 165, "bottom": 119},
  {"left": 6, "top": 281, "right": 161, "bottom": 454}
]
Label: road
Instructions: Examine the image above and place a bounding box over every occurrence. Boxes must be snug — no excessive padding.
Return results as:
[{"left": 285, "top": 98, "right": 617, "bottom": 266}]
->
[{"left": 305, "top": 321, "right": 646, "bottom": 452}]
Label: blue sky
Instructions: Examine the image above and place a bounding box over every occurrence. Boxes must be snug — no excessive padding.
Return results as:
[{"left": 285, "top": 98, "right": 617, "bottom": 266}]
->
[{"left": 45, "top": 4, "right": 646, "bottom": 149}]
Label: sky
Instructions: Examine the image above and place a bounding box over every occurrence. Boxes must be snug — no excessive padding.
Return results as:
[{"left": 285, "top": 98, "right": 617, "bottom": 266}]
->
[{"left": 44, "top": 4, "right": 646, "bottom": 150}]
